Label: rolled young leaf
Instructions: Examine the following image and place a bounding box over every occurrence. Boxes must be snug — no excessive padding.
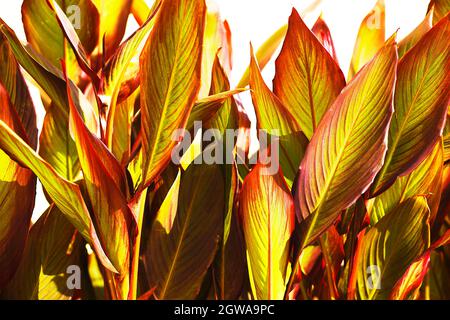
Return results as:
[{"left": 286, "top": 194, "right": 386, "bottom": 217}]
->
[
  {"left": 295, "top": 36, "right": 397, "bottom": 248},
  {"left": 240, "top": 164, "right": 295, "bottom": 300},
  {"left": 273, "top": 8, "right": 346, "bottom": 140},
  {"left": 249, "top": 44, "right": 308, "bottom": 187},
  {"left": 348, "top": 0, "right": 385, "bottom": 79}
]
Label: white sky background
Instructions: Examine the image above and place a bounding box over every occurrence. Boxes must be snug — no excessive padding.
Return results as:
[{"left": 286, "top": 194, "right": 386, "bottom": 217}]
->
[{"left": 0, "top": 0, "right": 430, "bottom": 219}]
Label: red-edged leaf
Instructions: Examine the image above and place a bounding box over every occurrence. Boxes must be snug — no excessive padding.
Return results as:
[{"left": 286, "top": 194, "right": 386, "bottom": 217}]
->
[
  {"left": 295, "top": 37, "right": 397, "bottom": 248},
  {"left": 138, "top": 0, "right": 206, "bottom": 190},
  {"left": 64, "top": 64, "right": 133, "bottom": 278},
  {"left": 371, "top": 16, "right": 450, "bottom": 196},
  {"left": 273, "top": 9, "right": 346, "bottom": 140},
  {"left": 240, "top": 164, "right": 295, "bottom": 300}
]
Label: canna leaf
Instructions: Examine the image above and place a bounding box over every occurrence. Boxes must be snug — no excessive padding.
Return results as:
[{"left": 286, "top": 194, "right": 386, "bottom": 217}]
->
[
  {"left": 139, "top": 0, "right": 206, "bottom": 190},
  {"left": 368, "top": 140, "right": 443, "bottom": 225},
  {"left": 207, "top": 57, "right": 246, "bottom": 300},
  {"left": 249, "top": 44, "right": 308, "bottom": 187},
  {"left": 0, "top": 119, "right": 117, "bottom": 274},
  {"left": 0, "top": 84, "right": 36, "bottom": 288},
  {"left": 295, "top": 36, "right": 397, "bottom": 248},
  {"left": 428, "top": 0, "right": 450, "bottom": 24},
  {"left": 398, "top": 10, "right": 433, "bottom": 58},
  {"left": 348, "top": 0, "right": 385, "bottom": 79},
  {"left": 199, "top": 4, "right": 233, "bottom": 98},
  {"left": 237, "top": 24, "right": 288, "bottom": 88},
  {"left": 350, "top": 197, "right": 430, "bottom": 300},
  {"left": 103, "top": 6, "right": 160, "bottom": 153},
  {"left": 22, "top": 0, "right": 99, "bottom": 66},
  {"left": 1, "top": 206, "right": 83, "bottom": 300},
  {"left": 186, "top": 89, "right": 244, "bottom": 132},
  {"left": 145, "top": 162, "right": 225, "bottom": 300},
  {"left": 371, "top": 16, "right": 450, "bottom": 196},
  {"left": 390, "top": 229, "right": 450, "bottom": 300},
  {"left": 64, "top": 64, "right": 133, "bottom": 276},
  {"left": 90, "top": 0, "right": 132, "bottom": 60},
  {"left": 273, "top": 9, "right": 346, "bottom": 140},
  {"left": 239, "top": 163, "right": 295, "bottom": 300}
]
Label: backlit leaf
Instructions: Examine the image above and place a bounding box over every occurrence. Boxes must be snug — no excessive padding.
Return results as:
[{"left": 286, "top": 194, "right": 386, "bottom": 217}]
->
[
  {"left": 139, "top": 0, "right": 206, "bottom": 190},
  {"left": 348, "top": 0, "right": 385, "bottom": 79},
  {"left": 295, "top": 36, "right": 397, "bottom": 248},
  {"left": 371, "top": 16, "right": 450, "bottom": 196},
  {"left": 350, "top": 197, "right": 430, "bottom": 300},
  {"left": 240, "top": 164, "right": 295, "bottom": 300},
  {"left": 145, "top": 163, "right": 225, "bottom": 299},
  {"left": 273, "top": 9, "right": 346, "bottom": 140}
]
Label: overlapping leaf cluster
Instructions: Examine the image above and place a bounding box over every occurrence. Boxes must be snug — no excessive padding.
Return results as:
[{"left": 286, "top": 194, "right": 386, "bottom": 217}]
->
[{"left": 0, "top": 0, "right": 449, "bottom": 300}]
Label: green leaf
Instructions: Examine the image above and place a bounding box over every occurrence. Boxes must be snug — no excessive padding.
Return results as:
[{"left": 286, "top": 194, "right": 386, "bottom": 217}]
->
[
  {"left": 0, "top": 119, "right": 116, "bottom": 273},
  {"left": 295, "top": 36, "right": 397, "bottom": 248},
  {"left": 249, "top": 44, "right": 308, "bottom": 187}
]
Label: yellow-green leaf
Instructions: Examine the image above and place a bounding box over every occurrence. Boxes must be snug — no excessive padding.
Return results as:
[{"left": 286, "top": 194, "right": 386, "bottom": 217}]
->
[
  {"left": 350, "top": 197, "right": 430, "bottom": 300},
  {"left": 240, "top": 164, "right": 294, "bottom": 300},
  {"left": 368, "top": 140, "right": 443, "bottom": 225},
  {"left": 139, "top": 0, "right": 206, "bottom": 190},
  {"left": 371, "top": 16, "right": 450, "bottom": 196},
  {"left": 295, "top": 37, "right": 397, "bottom": 248},
  {"left": 273, "top": 9, "right": 346, "bottom": 139},
  {"left": 145, "top": 163, "right": 225, "bottom": 299}
]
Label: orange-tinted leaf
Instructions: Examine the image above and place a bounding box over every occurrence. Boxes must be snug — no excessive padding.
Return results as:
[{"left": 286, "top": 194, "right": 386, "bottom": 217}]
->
[
  {"left": 237, "top": 24, "right": 288, "bottom": 88},
  {"left": 139, "top": 0, "right": 206, "bottom": 190},
  {"left": 295, "top": 37, "right": 397, "bottom": 248},
  {"left": 273, "top": 9, "right": 346, "bottom": 140},
  {"left": 312, "top": 14, "right": 338, "bottom": 62},
  {"left": 428, "top": 0, "right": 450, "bottom": 24},
  {"left": 240, "top": 164, "right": 295, "bottom": 300},
  {"left": 91, "top": 0, "right": 132, "bottom": 60}
]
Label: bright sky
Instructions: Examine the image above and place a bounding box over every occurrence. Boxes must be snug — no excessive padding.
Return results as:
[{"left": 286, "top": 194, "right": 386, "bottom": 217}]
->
[{"left": 0, "top": 0, "right": 431, "bottom": 219}]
